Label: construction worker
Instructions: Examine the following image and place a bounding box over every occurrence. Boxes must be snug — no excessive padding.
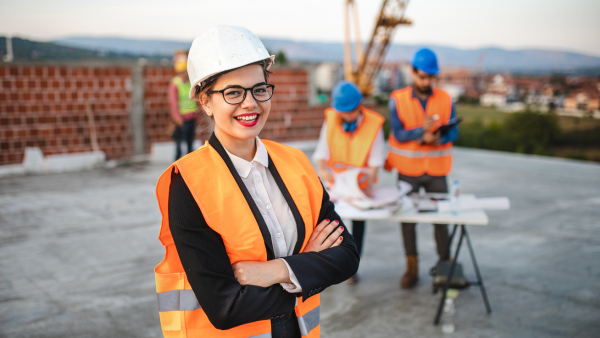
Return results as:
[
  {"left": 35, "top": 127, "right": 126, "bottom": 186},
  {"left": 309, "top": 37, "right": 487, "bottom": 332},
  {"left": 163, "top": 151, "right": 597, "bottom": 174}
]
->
[
  {"left": 385, "top": 48, "right": 459, "bottom": 289},
  {"left": 169, "top": 51, "right": 198, "bottom": 160},
  {"left": 313, "top": 80, "right": 385, "bottom": 284},
  {"left": 154, "top": 25, "right": 359, "bottom": 337}
]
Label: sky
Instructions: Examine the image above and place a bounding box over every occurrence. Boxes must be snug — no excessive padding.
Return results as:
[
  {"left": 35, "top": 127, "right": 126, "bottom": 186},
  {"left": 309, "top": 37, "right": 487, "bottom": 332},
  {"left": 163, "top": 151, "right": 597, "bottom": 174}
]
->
[{"left": 1, "top": 0, "right": 599, "bottom": 57}]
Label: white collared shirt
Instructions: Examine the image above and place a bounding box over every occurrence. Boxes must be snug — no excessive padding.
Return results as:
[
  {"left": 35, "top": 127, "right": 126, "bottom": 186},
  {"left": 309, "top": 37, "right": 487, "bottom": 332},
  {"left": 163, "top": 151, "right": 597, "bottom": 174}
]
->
[
  {"left": 223, "top": 137, "right": 302, "bottom": 293},
  {"left": 312, "top": 114, "right": 386, "bottom": 167}
]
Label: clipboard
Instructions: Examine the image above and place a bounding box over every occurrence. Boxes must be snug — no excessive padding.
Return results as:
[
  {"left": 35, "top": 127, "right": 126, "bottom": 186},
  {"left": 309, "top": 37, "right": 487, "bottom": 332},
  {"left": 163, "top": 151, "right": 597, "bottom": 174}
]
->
[{"left": 434, "top": 117, "right": 462, "bottom": 135}]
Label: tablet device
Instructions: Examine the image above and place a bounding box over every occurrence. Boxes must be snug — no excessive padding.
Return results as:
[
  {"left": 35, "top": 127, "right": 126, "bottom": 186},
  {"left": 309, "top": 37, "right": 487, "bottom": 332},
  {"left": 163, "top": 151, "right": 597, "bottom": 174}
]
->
[{"left": 435, "top": 117, "right": 463, "bottom": 134}]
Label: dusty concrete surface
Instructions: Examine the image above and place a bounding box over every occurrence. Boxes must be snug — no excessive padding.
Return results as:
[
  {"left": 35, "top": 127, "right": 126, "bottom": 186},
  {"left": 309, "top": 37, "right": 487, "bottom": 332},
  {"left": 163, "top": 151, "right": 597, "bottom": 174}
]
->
[{"left": 1, "top": 148, "right": 599, "bottom": 337}]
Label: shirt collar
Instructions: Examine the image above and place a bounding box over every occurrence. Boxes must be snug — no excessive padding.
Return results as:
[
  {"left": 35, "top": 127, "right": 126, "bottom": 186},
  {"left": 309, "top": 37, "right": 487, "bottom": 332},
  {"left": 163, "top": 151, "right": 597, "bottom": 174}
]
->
[{"left": 223, "top": 137, "right": 269, "bottom": 179}]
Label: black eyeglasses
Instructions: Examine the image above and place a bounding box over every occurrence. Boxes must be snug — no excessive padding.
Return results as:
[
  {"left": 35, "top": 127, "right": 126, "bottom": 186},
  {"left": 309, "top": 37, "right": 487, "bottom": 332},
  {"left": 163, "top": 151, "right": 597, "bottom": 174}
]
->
[{"left": 208, "top": 83, "right": 275, "bottom": 105}]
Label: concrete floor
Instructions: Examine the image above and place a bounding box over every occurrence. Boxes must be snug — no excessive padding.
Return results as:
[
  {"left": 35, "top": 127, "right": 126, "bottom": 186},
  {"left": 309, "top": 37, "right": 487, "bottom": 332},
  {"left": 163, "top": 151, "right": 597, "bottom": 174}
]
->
[{"left": 0, "top": 147, "right": 599, "bottom": 338}]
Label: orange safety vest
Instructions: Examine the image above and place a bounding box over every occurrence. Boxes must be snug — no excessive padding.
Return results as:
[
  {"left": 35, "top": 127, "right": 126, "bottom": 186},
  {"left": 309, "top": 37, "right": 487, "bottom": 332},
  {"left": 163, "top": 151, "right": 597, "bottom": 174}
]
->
[
  {"left": 325, "top": 106, "right": 385, "bottom": 174},
  {"left": 155, "top": 139, "right": 322, "bottom": 338},
  {"left": 385, "top": 87, "right": 453, "bottom": 177}
]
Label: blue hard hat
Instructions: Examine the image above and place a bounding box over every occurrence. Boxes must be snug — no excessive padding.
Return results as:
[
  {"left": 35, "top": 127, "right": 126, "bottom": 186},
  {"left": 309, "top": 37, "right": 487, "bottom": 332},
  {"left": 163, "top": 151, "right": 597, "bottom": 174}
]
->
[
  {"left": 412, "top": 48, "right": 439, "bottom": 75},
  {"left": 331, "top": 81, "right": 363, "bottom": 113}
]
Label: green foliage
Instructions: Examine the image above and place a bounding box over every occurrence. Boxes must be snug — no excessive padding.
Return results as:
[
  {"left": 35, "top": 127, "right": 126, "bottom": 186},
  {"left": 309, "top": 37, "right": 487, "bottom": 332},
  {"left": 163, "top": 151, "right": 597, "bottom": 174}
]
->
[
  {"left": 275, "top": 50, "right": 288, "bottom": 65},
  {"left": 455, "top": 109, "right": 560, "bottom": 155},
  {"left": 503, "top": 110, "right": 560, "bottom": 154},
  {"left": 382, "top": 118, "right": 391, "bottom": 140}
]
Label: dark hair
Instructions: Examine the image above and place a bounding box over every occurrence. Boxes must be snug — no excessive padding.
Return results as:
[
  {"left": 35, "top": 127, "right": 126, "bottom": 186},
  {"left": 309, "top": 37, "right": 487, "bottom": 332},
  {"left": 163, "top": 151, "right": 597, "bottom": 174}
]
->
[{"left": 194, "top": 59, "right": 273, "bottom": 133}]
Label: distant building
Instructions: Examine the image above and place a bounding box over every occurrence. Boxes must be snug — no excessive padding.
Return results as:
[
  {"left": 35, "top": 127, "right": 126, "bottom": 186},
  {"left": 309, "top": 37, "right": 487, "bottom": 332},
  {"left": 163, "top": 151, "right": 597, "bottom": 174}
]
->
[
  {"left": 314, "top": 63, "right": 343, "bottom": 92},
  {"left": 564, "top": 87, "right": 600, "bottom": 112}
]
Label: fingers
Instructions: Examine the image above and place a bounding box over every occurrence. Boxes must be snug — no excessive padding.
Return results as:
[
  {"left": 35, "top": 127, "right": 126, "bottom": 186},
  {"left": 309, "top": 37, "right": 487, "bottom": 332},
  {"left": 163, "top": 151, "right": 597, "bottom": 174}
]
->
[
  {"left": 322, "top": 224, "right": 345, "bottom": 248},
  {"left": 309, "top": 219, "right": 331, "bottom": 242},
  {"left": 329, "top": 235, "right": 343, "bottom": 248},
  {"left": 316, "top": 220, "right": 340, "bottom": 244}
]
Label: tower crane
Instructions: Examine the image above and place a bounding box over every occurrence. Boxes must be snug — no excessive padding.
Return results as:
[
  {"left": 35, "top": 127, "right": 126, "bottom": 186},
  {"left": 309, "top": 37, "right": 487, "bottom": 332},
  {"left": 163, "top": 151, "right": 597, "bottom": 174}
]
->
[{"left": 344, "top": 0, "right": 412, "bottom": 95}]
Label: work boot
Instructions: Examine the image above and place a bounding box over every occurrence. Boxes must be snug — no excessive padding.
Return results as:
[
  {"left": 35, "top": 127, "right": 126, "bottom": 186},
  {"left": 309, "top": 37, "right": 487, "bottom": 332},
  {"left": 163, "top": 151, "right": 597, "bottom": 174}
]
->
[{"left": 400, "top": 255, "right": 419, "bottom": 289}]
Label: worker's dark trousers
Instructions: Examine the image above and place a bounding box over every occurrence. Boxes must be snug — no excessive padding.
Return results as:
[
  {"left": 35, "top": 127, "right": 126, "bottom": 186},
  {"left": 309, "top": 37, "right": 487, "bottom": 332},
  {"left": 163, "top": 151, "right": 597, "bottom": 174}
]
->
[
  {"left": 175, "top": 119, "right": 197, "bottom": 160},
  {"left": 398, "top": 173, "right": 450, "bottom": 260},
  {"left": 352, "top": 220, "right": 365, "bottom": 257}
]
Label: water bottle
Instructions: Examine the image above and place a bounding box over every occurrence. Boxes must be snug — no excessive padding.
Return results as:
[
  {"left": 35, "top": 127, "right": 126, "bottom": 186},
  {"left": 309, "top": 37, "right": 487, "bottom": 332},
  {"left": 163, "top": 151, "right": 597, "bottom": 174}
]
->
[
  {"left": 441, "top": 298, "right": 456, "bottom": 334},
  {"left": 449, "top": 179, "right": 460, "bottom": 215}
]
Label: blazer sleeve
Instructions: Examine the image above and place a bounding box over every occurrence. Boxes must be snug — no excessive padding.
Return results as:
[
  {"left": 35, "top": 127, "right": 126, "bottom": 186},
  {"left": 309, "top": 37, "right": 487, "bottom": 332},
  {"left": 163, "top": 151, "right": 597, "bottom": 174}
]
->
[
  {"left": 168, "top": 169, "right": 296, "bottom": 330},
  {"left": 282, "top": 184, "right": 360, "bottom": 301}
]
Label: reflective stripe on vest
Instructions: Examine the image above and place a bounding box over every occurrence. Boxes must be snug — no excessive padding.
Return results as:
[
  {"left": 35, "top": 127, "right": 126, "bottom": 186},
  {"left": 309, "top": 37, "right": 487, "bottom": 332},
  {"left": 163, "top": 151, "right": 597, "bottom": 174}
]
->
[
  {"left": 171, "top": 76, "right": 197, "bottom": 115},
  {"left": 388, "top": 147, "right": 453, "bottom": 158},
  {"left": 155, "top": 139, "right": 323, "bottom": 337},
  {"left": 325, "top": 107, "right": 385, "bottom": 173},
  {"left": 157, "top": 289, "right": 201, "bottom": 312},
  {"left": 298, "top": 306, "right": 320, "bottom": 336},
  {"left": 385, "top": 87, "right": 453, "bottom": 177}
]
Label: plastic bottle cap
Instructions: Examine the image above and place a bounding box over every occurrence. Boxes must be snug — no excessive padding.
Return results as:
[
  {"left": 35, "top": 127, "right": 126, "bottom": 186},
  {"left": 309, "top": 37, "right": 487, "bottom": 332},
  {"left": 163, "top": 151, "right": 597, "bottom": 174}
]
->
[{"left": 446, "top": 288, "right": 459, "bottom": 299}]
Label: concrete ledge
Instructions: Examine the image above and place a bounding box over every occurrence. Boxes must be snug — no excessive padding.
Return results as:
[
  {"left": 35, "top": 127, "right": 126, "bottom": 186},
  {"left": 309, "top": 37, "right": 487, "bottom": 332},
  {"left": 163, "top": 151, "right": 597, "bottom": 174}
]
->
[{"left": 0, "top": 147, "right": 106, "bottom": 178}]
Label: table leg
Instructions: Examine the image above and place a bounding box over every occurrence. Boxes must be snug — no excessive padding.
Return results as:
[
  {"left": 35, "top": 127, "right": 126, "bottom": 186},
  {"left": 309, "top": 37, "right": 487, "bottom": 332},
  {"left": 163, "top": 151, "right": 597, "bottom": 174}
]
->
[
  {"left": 464, "top": 227, "right": 492, "bottom": 314},
  {"left": 434, "top": 224, "right": 465, "bottom": 325}
]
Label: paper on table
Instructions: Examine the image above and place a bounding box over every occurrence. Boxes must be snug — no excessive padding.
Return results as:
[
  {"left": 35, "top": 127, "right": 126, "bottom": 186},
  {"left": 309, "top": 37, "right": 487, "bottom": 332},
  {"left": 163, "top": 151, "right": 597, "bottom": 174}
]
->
[
  {"left": 347, "top": 188, "right": 403, "bottom": 210},
  {"left": 328, "top": 168, "right": 403, "bottom": 210},
  {"left": 437, "top": 197, "right": 510, "bottom": 212}
]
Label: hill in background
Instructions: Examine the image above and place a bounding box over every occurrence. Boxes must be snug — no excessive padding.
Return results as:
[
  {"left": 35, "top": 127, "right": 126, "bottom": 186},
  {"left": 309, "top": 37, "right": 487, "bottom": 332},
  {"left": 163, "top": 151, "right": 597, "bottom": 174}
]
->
[
  {"left": 0, "top": 37, "right": 156, "bottom": 62},
  {"left": 53, "top": 36, "right": 600, "bottom": 74}
]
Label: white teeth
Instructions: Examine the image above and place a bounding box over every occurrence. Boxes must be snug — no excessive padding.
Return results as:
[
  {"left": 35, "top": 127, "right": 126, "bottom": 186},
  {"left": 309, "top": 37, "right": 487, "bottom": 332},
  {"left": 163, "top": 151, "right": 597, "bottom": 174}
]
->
[{"left": 235, "top": 115, "right": 258, "bottom": 121}]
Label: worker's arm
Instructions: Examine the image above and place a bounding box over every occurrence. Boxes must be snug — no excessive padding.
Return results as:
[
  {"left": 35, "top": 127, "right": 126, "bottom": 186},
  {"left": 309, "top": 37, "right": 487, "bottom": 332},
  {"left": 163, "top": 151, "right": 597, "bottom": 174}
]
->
[
  {"left": 312, "top": 122, "right": 334, "bottom": 184},
  {"left": 440, "top": 102, "right": 459, "bottom": 144},
  {"left": 168, "top": 169, "right": 295, "bottom": 330},
  {"left": 389, "top": 98, "right": 424, "bottom": 142},
  {"left": 363, "top": 127, "right": 385, "bottom": 196},
  {"left": 168, "top": 82, "right": 183, "bottom": 126}
]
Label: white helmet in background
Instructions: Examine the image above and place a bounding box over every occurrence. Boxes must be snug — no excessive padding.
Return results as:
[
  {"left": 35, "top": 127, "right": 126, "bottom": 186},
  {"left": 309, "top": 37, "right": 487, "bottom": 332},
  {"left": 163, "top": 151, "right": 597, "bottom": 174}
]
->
[{"left": 187, "top": 25, "right": 275, "bottom": 99}]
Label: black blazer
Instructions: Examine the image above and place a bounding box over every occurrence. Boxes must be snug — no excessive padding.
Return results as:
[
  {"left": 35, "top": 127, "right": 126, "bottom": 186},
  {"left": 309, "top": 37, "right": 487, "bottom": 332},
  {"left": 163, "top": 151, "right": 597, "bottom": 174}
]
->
[{"left": 168, "top": 134, "right": 360, "bottom": 330}]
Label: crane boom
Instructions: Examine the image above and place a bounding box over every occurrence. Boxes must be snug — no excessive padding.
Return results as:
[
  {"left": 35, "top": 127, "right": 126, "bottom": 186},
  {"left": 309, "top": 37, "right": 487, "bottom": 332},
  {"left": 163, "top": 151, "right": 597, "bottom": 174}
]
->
[{"left": 344, "top": 0, "right": 412, "bottom": 95}]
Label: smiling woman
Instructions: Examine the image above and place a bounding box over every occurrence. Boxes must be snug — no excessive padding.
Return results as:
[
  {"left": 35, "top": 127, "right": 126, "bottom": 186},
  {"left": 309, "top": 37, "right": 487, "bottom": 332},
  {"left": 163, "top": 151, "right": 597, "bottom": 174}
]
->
[{"left": 153, "top": 25, "right": 359, "bottom": 338}]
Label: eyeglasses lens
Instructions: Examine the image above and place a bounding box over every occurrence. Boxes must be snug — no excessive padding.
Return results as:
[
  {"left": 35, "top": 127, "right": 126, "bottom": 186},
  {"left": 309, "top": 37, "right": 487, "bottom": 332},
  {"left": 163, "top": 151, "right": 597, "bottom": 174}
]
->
[{"left": 222, "top": 85, "right": 273, "bottom": 104}]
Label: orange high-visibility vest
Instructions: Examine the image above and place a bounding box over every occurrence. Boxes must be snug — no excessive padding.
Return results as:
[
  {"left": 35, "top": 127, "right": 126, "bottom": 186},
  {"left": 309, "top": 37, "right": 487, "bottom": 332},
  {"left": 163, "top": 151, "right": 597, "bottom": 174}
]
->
[
  {"left": 155, "top": 140, "right": 323, "bottom": 338},
  {"left": 385, "top": 87, "right": 453, "bottom": 177},
  {"left": 325, "top": 106, "right": 385, "bottom": 174}
]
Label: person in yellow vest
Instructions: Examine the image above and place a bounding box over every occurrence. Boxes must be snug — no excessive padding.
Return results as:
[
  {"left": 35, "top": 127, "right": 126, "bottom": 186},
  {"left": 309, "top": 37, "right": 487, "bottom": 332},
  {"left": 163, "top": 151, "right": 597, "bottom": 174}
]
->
[
  {"left": 385, "top": 48, "right": 459, "bottom": 289},
  {"left": 313, "top": 81, "right": 385, "bottom": 284},
  {"left": 169, "top": 51, "right": 199, "bottom": 160},
  {"left": 155, "top": 25, "right": 359, "bottom": 338}
]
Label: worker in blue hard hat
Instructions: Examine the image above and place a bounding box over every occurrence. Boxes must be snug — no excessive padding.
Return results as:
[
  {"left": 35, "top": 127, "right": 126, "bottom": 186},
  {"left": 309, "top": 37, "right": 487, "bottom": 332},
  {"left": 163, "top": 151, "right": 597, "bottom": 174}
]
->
[
  {"left": 385, "top": 48, "right": 459, "bottom": 289},
  {"left": 313, "top": 80, "right": 386, "bottom": 284}
]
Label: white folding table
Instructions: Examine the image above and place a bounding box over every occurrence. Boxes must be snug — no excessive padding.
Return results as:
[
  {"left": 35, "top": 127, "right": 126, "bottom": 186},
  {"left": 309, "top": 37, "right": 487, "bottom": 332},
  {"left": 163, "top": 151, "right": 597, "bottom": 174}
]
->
[{"left": 335, "top": 194, "right": 492, "bottom": 325}]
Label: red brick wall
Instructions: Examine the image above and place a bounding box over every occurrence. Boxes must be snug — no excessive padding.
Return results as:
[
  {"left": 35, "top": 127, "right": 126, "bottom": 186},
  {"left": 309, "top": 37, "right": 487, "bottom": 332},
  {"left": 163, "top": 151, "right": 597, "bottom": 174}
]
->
[
  {"left": 0, "top": 64, "right": 326, "bottom": 166},
  {"left": 0, "top": 65, "right": 133, "bottom": 165},
  {"left": 262, "top": 68, "right": 327, "bottom": 141},
  {"left": 143, "top": 66, "right": 328, "bottom": 146},
  {"left": 144, "top": 66, "right": 177, "bottom": 150}
]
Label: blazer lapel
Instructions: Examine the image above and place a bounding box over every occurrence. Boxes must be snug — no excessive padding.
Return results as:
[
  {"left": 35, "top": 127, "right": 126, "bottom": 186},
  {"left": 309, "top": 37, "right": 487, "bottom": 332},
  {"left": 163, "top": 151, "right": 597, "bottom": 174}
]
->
[{"left": 208, "top": 134, "right": 275, "bottom": 260}]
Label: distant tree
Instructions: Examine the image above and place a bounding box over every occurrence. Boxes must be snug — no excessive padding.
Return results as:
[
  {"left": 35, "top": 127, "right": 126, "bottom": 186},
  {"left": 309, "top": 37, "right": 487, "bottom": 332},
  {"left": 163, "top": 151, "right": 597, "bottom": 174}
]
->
[{"left": 275, "top": 50, "right": 288, "bottom": 65}]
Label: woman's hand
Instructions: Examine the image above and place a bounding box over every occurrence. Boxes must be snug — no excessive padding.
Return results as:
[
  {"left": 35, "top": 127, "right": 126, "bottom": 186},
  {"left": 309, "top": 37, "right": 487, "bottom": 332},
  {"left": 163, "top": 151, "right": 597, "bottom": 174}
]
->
[
  {"left": 232, "top": 259, "right": 290, "bottom": 288},
  {"left": 303, "top": 219, "right": 344, "bottom": 253}
]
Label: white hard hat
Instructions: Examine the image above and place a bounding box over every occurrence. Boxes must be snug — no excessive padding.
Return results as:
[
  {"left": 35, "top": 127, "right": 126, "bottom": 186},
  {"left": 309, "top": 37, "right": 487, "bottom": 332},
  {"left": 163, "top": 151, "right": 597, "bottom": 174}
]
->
[{"left": 187, "top": 25, "right": 275, "bottom": 99}]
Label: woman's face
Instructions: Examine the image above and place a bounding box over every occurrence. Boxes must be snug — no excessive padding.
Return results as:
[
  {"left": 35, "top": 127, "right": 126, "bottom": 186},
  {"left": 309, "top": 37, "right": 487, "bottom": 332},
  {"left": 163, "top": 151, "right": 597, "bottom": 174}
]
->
[{"left": 202, "top": 65, "right": 271, "bottom": 142}]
